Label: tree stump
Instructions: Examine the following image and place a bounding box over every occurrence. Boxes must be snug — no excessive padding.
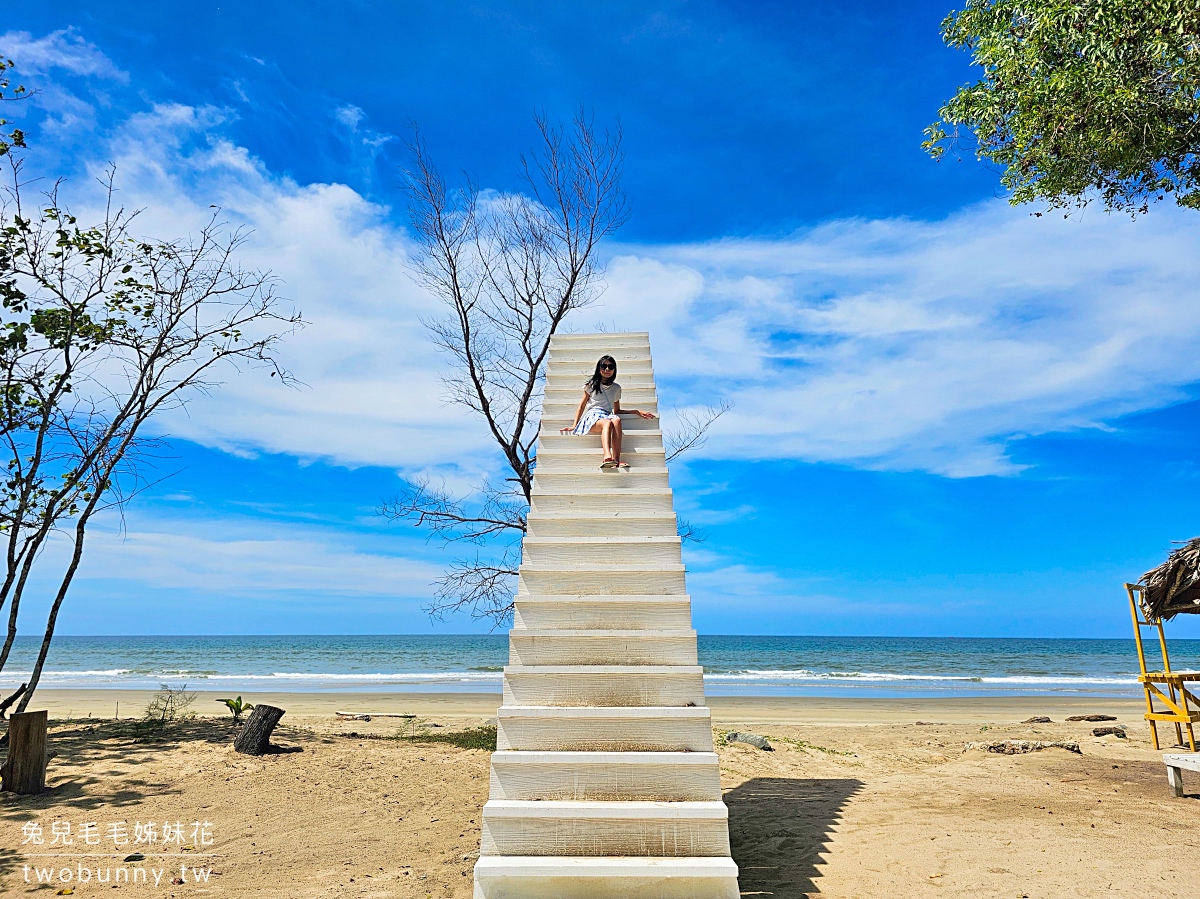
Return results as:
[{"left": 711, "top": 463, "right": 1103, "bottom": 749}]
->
[
  {"left": 1, "top": 710, "right": 48, "bottom": 794},
  {"left": 233, "top": 704, "right": 285, "bottom": 755}
]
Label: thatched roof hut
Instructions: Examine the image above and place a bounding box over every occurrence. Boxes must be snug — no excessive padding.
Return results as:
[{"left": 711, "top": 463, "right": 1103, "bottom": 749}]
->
[{"left": 1139, "top": 538, "right": 1200, "bottom": 622}]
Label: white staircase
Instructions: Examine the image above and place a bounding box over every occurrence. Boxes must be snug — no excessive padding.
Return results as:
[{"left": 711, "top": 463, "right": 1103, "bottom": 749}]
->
[{"left": 474, "top": 332, "right": 739, "bottom": 899}]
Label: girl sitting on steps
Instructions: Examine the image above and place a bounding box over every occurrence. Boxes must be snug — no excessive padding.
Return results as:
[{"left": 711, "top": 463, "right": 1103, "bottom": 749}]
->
[{"left": 561, "top": 354, "right": 657, "bottom": 469}]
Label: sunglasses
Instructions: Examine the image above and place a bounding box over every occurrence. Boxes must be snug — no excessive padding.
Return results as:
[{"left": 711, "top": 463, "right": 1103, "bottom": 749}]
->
[{"left": 600, "top": 363, "right": 616, "bottom": 370}]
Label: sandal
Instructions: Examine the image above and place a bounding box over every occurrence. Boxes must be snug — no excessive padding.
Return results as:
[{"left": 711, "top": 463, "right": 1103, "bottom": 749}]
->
[
  {"left": 600, "top": 458, "right": 617, "bottom": 470},
  {"left": 615, "top": 461, "right": 630, "bottom": 469}
]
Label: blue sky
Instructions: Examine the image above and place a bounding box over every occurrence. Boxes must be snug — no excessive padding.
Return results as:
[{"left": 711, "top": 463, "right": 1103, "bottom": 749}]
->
[{"left": 4, "top": 2, "right": 1200, "bottom": 638}]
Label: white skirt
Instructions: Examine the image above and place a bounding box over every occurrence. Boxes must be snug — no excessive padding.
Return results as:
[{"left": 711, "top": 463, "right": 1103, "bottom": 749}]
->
[{"left": 571, "top": 408, "right": 618, "bottom": 435}]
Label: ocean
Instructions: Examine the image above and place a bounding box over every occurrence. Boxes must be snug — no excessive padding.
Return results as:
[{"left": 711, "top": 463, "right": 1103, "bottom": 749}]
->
[{"left": 4, "top": 634, "right": 1195, "bottom": 698}]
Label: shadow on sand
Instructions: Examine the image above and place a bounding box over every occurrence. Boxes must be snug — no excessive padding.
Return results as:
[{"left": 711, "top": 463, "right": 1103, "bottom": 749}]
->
[
  {"left": 0, "top": 717, "right": 313, "bottom": 820},
  {"left": 726, "top": 776, "right": 863, "bottom": 898}
]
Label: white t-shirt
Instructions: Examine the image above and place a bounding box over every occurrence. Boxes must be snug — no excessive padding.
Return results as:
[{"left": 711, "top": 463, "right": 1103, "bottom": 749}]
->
[{"left": 584, "top": 381, "right": 621, "bottom": 415}]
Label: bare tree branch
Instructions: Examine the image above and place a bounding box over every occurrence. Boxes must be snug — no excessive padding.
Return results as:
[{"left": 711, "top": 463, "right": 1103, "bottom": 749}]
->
[
  {"left": 664, "top": 399, "right": 732, "bottom": 462},
  {"left": 380, "top": 476, "right": 526, "bottom": 544},
  {"left": 425, "top": 550, "right": 522, "bottom": 628},
  {"left": 675, "top": 517, "right": 706, "bottom": 545}
]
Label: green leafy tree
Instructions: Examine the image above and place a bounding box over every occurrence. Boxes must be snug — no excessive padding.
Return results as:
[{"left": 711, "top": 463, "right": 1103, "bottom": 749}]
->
[
  {"left": 925, "top": 0, "right": 1200, "bottom": 214},
  {"left": 0, "top": 163, "right": 301, "bottom": 712}
]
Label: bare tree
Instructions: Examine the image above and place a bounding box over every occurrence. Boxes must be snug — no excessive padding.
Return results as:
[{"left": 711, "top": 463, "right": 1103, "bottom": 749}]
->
[
  {"left": 0, "top": 159, "right": 300, "bottom": 711},
  {"left": 385, "top": 113, "right": 730, "bottom": 626},
  {"left": 383, "top": 112, "right": 626, "bottom": 624}
]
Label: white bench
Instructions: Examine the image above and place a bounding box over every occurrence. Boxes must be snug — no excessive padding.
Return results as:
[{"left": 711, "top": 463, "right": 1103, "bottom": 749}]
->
[{"left": 1164, "top": 753, "right": 1200, "bottom": 797}]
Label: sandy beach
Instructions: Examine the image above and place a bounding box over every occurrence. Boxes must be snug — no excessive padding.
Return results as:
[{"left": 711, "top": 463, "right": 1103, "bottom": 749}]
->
[{"left": 1, "top": 690, "right": 1193, "bottom": 897}]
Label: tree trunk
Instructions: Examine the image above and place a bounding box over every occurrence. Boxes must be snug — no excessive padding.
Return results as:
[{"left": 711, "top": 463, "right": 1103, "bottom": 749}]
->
[
  {"left": 15, "top": 498, "right": 94, "bottom": 715},
  {"left": 0, "top": 682, "right": 26, "bottom": 719},
  {"left": 233, "top": 704, "right": 285, "bottom": 755},
  {"left": 1, "top": 710, "right": 47, "bottom": 794}
]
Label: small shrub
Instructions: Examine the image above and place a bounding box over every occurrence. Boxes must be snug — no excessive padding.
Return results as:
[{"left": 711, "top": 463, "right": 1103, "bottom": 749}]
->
[{"left": 143, "top": 684, "right": 197, "bottom": 725}]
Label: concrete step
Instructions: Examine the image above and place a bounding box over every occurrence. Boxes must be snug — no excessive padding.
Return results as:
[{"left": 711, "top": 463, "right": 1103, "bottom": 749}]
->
[
  {"left": 547, "top": 342, "right": 651, "bottom": 356},
  {"left": 503, "top": 665, "right": 704, "bottom": 707},
  {"left": 530, "top": 488, "right": 675, "bottom": 515},
  {"left": 541, "top": 415, "right": 661, "bottom": 433},
  {"left": 536, "top": 431, "right": 663, "bottom": 449},
  {"left": 480, "top": 800, "right": 730, "bottom": 858},
  {"left": 550, "top": 333, "right": 648, "bottom": 345},
  {"left": 548, "top": 357, "right": 653, "bottom": 374},
  {"left": 545, "top": 375, "right": 655, "bottom": 393},
  {"left": 526, "top": 512, "right": 678, "bottom": 537},
  {"left": 539, "top": 443, "right": 664, "bottom": 457},
  {"left": 546, "top": 349, "right": 650, "bottom": 360},
  {"left": 513, "top": 596, "right": 694, "bottom": 630},
  {"left": 543, "top": 400, "right": 659, "bottom": 418},
  {"left": 518, "top": 566, "right": 687, "bottom": 596},
  {"left": 540, "top": 415, "right": 660, "bottom": 433},
  {"left": 538, "top": 440, "right": 664, "bottom": 459},
  {"left": 488, "top": 751, "right": 722, "bottom": 801},
  {"left": 536, "top": 448, "right": 666, "bottom": 472},
  {"left": 545, "top": 374, "right": 658, "bottom": 391},
  {"left": 523, "top": 536, "right": 681, "bottom": 567},
  {"left": 473, "top": 857, "right": 739, "bottom": 899},
  {"left": 534, "top": 470, "right": 670, "bottom": 492},
  {"left": 545, "top": 386, "right": 657, "bottom": 404},
  {"left": 534, "top": 459, "right": 667, "bottom": 477},
  {"left": 550, "top": 331, "right": 649, "bottom": 344},
  {"left": 496, "top": 705, "right": 714, "bottom": 752},
  {"left": 508, "top": 630, "right": 697, "bottom": 665},
  {"left": 547, "top": 348, "right": 651, "bottom": 365}
]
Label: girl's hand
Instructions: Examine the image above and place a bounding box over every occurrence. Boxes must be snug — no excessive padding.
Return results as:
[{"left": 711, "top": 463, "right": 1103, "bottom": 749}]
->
[
  {"left": 639, "top": 410, "right": 657, "bottom": 419},
  {"left": 560, "top": 425, "right": 575, "bottom": 434}
]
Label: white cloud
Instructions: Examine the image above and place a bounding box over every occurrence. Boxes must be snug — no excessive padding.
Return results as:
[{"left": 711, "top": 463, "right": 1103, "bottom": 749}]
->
[
  {"left": 64, "top": 103, "right": 493, "bottom": 480},
  {"left": 12, "top": 510, "right": 449, "bottom": 632},
  {"left": 334, "top": 103, "right": 364, "bottom": 129},
  {"left": 1, "top": 28, "right": 128, "bottom": 136},
  {"left": 596, "top": 205, "right": 1200, "bottom": 475},
  {"left": 333, "top": 101, "right": 393, "bottom": 149},
  {"left": 0, "top": 28, "right": 127, "bottom": 81},
  {"left": 40, "top": 92, "right": 1200, "bottom": 481},
  {"left": 73, "top": 517, "right": 442, "bottom": 595}
]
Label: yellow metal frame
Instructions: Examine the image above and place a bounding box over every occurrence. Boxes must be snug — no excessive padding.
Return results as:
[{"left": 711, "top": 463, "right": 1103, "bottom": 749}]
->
[{"left": 1126, "top": 583, "right": 1200, "bottom": 752}]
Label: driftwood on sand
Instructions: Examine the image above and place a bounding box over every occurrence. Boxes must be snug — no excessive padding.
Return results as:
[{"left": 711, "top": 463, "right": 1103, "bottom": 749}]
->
[
  {"left": 725, "top": 732, "right": 773, "bottom": 751},
  {"left": 964, "top": 739, "right": 1081, "bottom": 755},
  {"left": 335, "top": 711, "right": 418, "bottom": 720}
]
